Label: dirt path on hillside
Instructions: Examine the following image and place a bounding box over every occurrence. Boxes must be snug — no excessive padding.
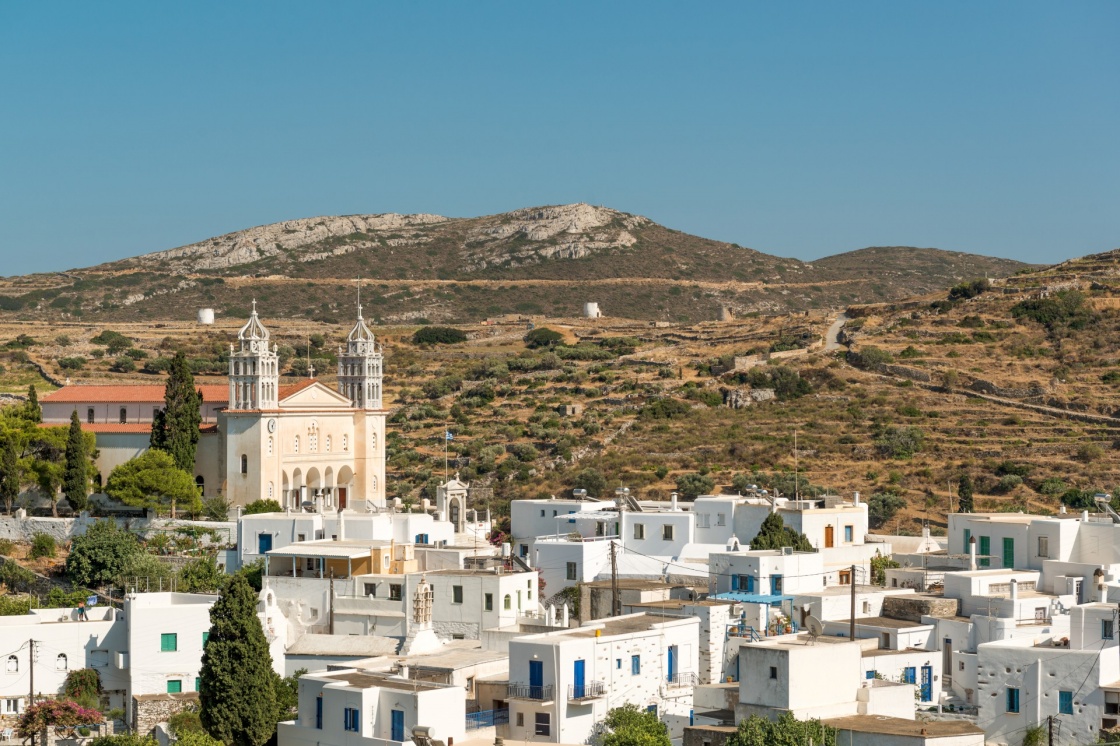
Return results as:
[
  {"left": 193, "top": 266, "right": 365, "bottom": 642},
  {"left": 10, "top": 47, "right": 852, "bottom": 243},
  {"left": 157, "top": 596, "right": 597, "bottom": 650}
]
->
[{"left": 824, "top": 312, "right": 848, "bottom": 352}]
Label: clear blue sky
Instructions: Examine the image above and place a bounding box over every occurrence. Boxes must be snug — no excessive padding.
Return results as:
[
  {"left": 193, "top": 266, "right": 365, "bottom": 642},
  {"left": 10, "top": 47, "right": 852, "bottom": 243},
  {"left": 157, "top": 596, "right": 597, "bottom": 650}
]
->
[{"left": 1, "top": 2, "right": 1116, "bottom": 275}]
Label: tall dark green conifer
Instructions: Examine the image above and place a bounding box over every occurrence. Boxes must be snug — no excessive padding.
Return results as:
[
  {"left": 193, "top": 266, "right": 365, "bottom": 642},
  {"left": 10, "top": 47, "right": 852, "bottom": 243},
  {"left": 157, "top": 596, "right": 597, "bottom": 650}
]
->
[
  {"left": 150, "top": 352, "right": 202, "bottom": 472},
  {"left": 0, "top": 436, "right": 19, "bottom": 515},
  {"left": 958, "top": 475, "right": 974, "bottom": 514},
  {"left": 62, "top": 410, "right": 89, "bottom": 512},
  {"left": 26, "top": 385, "right": 40, "bottom": 423},
  {"left": 199, "top": 575, "right": 277, "bottom": 746}
]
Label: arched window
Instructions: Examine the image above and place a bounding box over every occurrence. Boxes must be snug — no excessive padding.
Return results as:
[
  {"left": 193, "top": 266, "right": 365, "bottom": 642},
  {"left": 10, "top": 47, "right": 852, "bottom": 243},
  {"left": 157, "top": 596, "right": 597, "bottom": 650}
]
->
[
  {"left": 6, "top": 656, "right": 16, "bottom": 673},
  {"left": 56, "top": 654, "right": 67, "bottom": 671},
  {"left": 195, "top": 475, "right": 205, "bottom": 494},
  {"left": 86, "top": 407, "right": 94, "bottom": 424},
  {"left": 119, "top": 407, "right": 127, "bottom": 424},
  {"left": 240, "top": 455, "right": 248, "bottom": 475},
  {"left": 503, "top": 594, "right": 511, "bottom": 610},
  {"left": 294, "top": 436, "right": 299, "bottom": 454}
]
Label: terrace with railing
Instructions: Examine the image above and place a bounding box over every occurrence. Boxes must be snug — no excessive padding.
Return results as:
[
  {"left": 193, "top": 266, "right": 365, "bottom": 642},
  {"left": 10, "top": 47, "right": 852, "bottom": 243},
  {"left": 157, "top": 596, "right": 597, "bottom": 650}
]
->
[
  {"left": 507, "top": 683, "right": 554, "bottom": 701},
  {"left": 567, "top": 681, "right": 606, "bottom": 701}
]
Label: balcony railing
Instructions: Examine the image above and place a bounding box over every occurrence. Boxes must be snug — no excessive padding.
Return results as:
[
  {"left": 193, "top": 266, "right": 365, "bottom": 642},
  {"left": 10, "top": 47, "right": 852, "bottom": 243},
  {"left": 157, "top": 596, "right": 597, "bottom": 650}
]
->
[
  {"left": 466, "top": 708, "right": 509, "bottom": 731},
  {"left": 507, "top": 683, "right": 554, "bottom": 701},
  {"left": 567, "top": 681, "right": 606, "bottom": 701},
  {"left": 669, "top": 672, "right": 698, "bottom": 688}
]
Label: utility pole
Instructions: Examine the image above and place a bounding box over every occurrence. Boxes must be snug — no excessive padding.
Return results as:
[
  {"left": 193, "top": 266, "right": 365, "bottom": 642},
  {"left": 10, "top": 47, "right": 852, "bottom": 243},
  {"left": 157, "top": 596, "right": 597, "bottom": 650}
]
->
[
  {"left": 28, "top": 638, "right": 34, "bottom": 746},
  {"left": 610, "top": 540, "right": 620, "bottom": 617},
  {"left": 1048, "top": 714, "right": 1054, "bottom": 746},
  {"left": 849, "top": 565, "right": 856, "bottom": 641},
  {"left": 328, "top": 574, "right": 335, "bottom": 635}
]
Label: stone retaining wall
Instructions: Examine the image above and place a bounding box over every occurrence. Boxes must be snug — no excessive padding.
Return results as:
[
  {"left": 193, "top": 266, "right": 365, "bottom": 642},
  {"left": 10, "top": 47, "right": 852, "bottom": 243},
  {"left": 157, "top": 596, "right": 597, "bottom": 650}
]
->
[{"left": 132, "top": 693, "right": 199, "bottom": 736}]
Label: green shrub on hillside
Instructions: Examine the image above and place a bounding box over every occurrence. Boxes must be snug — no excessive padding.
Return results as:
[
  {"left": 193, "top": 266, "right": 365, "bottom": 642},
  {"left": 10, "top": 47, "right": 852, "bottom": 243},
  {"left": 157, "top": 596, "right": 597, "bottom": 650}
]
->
[{"left": 412, "top": 326, "right": 467, "bottom": 345}]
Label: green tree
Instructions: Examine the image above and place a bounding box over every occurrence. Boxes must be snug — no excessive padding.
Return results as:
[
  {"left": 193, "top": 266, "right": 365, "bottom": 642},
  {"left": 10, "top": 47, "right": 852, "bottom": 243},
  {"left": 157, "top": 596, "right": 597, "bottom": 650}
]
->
[
  {"left": 242, "top": 499, "right": 282, "bottom": 515},
  {"left": 868, "top": 491, "right": 906, "bottom": 529},
  {"left": 63, "top": 410, "right": 90, "bottom": 512},
  {"left": 726, "top": 712, "right": 836, "bottom": 746},
  {"left": 63, "top": 668, "right": 102, "bottom": 710},
  {"left": 177, "top": 555, "right": 225, "bottom": 593},
  {"left": 524, "top": 327, "right": 563, "bottom": 349},
  {"left": 22, "top": 424, "right": 95, "bottom": 516},
  {"left": 29, "top": 532, "right": 56, "bottom": 559},
  {"left": 957, "top": 475, "right": 974, "bottom": 514},
  {"left": 105, "top": 450, "right": 202, "bottom": 516},
  {"left": 274, "top": 668, "right": 306, "bottom": 723},
  {"left": 675, "top": 472, "right": 715, "bottom": 499},
  {"left": 749, "top": 512, "right": 813, "bottom": 552},
  {"left": 200, "top": 574, "right": 278, "bottom": 746},
  {"left": 412, "top": 326, "right": 468, "bottom": 345},
  {"left": 150, "top": 351, "right": 203, "bottom": 473},
  {"left": 870, "top": 551, "right": 901, "bottom": 585},
  {"left": 572, "top": 468, "right": 608, "bottom": 498},
  {"left": 65, "top": 520, "right": 141, "bottom": 587},
  {"left": 595, "top": 704, "right": 670, "bottom": 746},
  {"left": 26, "top": 385, "right": 41, "bottom": 423},
  {"left": 0, "top": 433, "right": 20, "bottom": 514}
]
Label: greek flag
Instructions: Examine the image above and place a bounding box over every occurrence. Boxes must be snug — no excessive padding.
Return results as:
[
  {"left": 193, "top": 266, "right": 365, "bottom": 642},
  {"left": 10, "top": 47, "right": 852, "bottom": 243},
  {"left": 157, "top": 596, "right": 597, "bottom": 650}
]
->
[{"left": 445, "top": 431, "right": 454, "bottom": 441}]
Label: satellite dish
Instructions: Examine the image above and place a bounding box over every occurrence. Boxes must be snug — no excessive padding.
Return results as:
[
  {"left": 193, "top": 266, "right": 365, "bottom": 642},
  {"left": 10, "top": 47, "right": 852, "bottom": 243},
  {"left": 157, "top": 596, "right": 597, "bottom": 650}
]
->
[{"left": 805, "top": 615, "right": 825, "bottom": 642}]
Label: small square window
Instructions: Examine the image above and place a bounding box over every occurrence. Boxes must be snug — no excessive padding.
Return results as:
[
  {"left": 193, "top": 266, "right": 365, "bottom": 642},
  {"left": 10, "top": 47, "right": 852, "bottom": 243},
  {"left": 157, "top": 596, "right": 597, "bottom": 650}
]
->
[
  {"left": 631, "top": 655, "right": 641, "bottom": 675},
  {"left": 769, "top": 666, "right": 777, "bottom": 680},
  {"left": 634, "top": 524, "right": 645, "bottom": 540},
  {"left": 389, "top": 584, "right": 402, "bottom": 601},
  {"left": 1104, "top": 620, "right": 1115, "bottom": 640},
  {"left": 485, "top": 593, "right": 493, "bottom": 611},
  {"left": 535, "top": 713, "right": 550, "bottom": 737},
  {"left": 616, "top": 659, "right": 621, "bottom": 669},
  {"left": 453, "top": 585, "right": 463, "bottom": 604},
  {"left": 516, "top": 713, "right": 524, "bottom": 727},
  {"left": 364, "top": 583, "right": 377, "bottom": 596},
  {"left": 160, "top": 633, "right": 177, "bottom": 652},
  {"left": 566, "top": 562, "right": 577, "bottom": 581},
  {"left": 167, "top": 680, "right": 182, "bottom": 694},
  {"left": 662, "top": 524, "right": 674, "bottom": 540},
  {"left": 540, "top": 510, "right": 545, "bottom": 517}
]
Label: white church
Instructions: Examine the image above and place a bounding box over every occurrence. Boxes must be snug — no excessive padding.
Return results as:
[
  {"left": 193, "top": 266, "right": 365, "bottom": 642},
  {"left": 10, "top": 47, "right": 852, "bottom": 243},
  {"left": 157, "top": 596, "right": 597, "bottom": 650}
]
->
[{"left": 40, "top": 303, "right": 391, "bottom": 510}]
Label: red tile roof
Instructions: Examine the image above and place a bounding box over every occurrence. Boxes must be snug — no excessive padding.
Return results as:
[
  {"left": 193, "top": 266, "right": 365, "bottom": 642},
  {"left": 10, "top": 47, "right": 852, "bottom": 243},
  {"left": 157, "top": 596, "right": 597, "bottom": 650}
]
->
[
  {"left": 278, "top": 379, "right": 319, "bottom": 400},
  {"left": 41, "top": 384, "right": 229, "bottom": 404}
]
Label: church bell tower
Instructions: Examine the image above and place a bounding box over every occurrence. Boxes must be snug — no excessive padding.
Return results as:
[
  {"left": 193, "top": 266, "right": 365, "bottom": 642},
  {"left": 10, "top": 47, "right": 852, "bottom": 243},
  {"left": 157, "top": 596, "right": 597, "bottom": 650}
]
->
[
  {"left": 337, "top": 303, "right": 383, "bottom": 409},
  {"left": 229, "top": 300, "right": 279, "bottom": 410}
]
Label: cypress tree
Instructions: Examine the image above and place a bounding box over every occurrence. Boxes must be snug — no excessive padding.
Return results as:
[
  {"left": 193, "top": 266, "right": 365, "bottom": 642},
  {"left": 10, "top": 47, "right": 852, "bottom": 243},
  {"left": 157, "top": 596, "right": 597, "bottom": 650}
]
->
[
  {"left": 62, "top": 410, "right": 89, "bottom": 513},
  {"left": 958, "top": 475, "right": 974, "bottom": 514},
  {"left": 0, "top": 435, "right": 19, "bottom": 515},
  {"left": 26, "top": 385, "right": 40, "bottom": 423},
  {"left": 151, "top": 352, "right": 202, "bottom": 472},
  {"left": 199, "top": 574, "right": 277, "bottom": 746}
]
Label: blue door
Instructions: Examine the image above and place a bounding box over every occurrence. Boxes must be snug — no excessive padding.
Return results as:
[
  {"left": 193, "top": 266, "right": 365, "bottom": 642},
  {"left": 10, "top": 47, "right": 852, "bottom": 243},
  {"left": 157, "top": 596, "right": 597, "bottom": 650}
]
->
[
  {"left": 667, "top": 645, "right": 677, "bottom": 683},
  {"left": 391, "top": 709, "right": 404, "bottom": 742},
  {"left": 529, "top": 660, "right": 543, "bottom": 700},
  {"left": 258, "top": 533, "right": 272, "bottom": 554},
  {"left": 573, "top": 659, "right": 585, "bottom": 699},
  {"left": 920, "top": 665, "right": 933, "bottom": 702}
]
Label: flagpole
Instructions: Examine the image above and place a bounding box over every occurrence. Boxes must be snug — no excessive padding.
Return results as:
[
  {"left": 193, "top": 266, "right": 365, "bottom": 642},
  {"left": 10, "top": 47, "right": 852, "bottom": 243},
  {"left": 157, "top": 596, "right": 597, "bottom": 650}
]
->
[{"left": 444, "top": 426, "right": 449, "bottom": 481}]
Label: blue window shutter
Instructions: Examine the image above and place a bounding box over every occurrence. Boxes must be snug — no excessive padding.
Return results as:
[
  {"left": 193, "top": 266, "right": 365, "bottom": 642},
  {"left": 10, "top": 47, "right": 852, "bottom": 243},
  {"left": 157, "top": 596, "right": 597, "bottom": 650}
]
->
[
  {"left": 731, "top": 575, "right": 739, "bottom": 591},
  {"left": 746, "top": 576, "right": 755, "bottom": 593}
]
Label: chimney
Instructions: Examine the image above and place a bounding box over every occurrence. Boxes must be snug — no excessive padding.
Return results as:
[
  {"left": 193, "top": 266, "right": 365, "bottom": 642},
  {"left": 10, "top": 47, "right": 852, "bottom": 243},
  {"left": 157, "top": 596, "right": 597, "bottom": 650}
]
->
[
  {"left": 1010, "top": 578, "right": 1018, "bottom": 602},
  {"left": 969, "top": 536, "right": 977, "bottom": 571},
  {"left": 398, "top": 664, "right": 409, "bottom": 679},
  {"left": 671, "top": 492, "right": 678, "bottom": 511},
  {"left": 1083, "top": 510, "right": 1090, "bottom": 523},
  {"left": 561, "top": 603, "right": 569, "bottom": 627},
  {"left": 853, "top": 491, "right": 861, "bottom": 506}
]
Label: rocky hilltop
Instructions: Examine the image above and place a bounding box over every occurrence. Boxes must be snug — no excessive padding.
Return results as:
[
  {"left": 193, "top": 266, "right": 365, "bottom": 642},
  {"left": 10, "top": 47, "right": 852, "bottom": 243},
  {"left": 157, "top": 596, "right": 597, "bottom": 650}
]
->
[{"left": 0, "top": 203, "right": 1032, "bottom": 323}]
